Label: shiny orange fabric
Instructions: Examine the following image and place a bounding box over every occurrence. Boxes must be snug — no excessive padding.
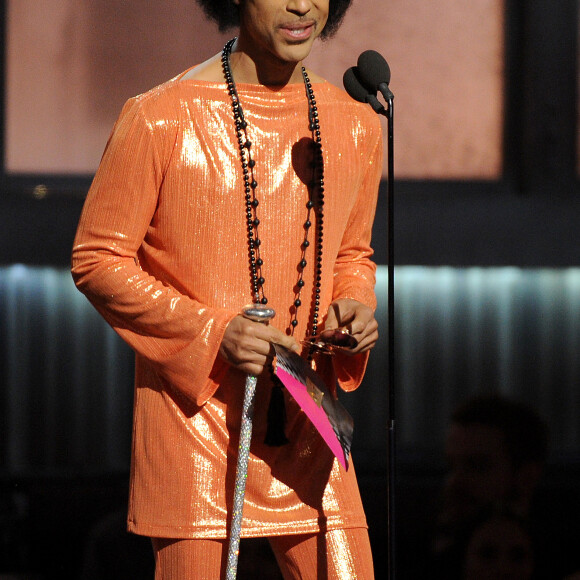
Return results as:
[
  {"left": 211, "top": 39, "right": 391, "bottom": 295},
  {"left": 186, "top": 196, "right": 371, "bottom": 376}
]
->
[
  {"left": 152, "top": 529, "right": 374, "bottom": 579},
  {"left": 71, "top": 70, "right": 382, "bottom": 539}
]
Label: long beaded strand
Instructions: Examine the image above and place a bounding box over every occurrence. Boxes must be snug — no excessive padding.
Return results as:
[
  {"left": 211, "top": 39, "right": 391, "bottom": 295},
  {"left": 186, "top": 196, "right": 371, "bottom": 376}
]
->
[{"left": 221, "top": 38, "right": 325, "bottom": 344}]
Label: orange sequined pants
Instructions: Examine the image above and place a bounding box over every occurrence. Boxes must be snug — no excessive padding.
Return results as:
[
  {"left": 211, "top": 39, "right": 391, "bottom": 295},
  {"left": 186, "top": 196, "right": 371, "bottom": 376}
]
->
[{"left": 152, "top": 528, "right": 375, "bottom": 579}]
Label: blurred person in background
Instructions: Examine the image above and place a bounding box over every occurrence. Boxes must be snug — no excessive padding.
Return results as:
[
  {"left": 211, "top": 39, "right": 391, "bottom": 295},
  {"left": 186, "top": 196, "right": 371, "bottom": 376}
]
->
[
  {"left": 462, "top": 510, "right": 534, "bottom": 580},
  {"left": 402, "top": 394, "right": 580, "bottom": 579}
]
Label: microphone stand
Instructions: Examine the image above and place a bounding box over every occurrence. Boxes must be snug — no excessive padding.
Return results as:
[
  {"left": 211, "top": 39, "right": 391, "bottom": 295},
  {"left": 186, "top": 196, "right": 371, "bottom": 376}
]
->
[
  {"left": 385, "top": 94, "right": 396, "bottom": 580},
  {"left": 344, "top": 59, "right": 396, "bottom": 577},
  {"left": 371, "top": 91, "right": 396, "bottom": 580}
]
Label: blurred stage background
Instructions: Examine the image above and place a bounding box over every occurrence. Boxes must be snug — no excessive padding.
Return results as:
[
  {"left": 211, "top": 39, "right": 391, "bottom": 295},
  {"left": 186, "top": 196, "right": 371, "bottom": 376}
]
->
[{"left": 1, "top": 0, "right": 579, "bottom": 578}]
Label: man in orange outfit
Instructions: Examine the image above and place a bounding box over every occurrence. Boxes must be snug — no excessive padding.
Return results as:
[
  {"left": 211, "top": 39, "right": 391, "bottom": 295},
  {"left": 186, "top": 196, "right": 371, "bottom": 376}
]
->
[{"left": 72, "top": 0, "right": 382, "bottom": 577}]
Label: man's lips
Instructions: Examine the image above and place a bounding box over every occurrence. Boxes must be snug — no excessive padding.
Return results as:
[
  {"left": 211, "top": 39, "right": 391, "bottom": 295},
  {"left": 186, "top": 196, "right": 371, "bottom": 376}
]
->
[{"left": 279, "top": 21, "right": 316, "bottom": 40}]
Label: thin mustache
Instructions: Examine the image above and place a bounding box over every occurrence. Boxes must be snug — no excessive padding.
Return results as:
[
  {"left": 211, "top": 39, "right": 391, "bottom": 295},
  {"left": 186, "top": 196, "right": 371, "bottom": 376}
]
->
[{"left": 279, "top": 18, "right": 317, "bottom": 29}]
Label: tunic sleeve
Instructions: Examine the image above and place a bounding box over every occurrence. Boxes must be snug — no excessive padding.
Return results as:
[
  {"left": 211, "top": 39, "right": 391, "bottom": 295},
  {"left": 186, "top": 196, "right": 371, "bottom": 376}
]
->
[
  {"left": 71, "top": 97, "right": 236, "bottom": 406},
  {"left": 331, "top": 121, "right": 383, "bottom": 392}
]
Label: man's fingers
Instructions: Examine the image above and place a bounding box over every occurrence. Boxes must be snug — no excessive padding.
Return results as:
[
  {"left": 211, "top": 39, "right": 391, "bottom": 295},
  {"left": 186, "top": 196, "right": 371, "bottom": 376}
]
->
[
  {"left": 321, "top": 299, "right": 379, "bottom": 354},
  {"left": 277, "top": 336, "right": 301, "bottom": 353},
  {"left": 265, "top": 326, "right": 301, "bottom": 353},
  {"left": 237, "top": 359, "right": 270, "bottom": 376},
  {"left": 339, "top": 325, "right": 379, "bottom": 355},
  {"left": 350, "top": 316, "right": 378, "bottom": 341},
  {"left": 351, "top": 327, "right": 379, "bottom": 353},
  {"left": 220, "top": 315, "right": 278, "bottom": 375},
  {"left": 324, "top": 302, "right": 340, "bottom": 331}
]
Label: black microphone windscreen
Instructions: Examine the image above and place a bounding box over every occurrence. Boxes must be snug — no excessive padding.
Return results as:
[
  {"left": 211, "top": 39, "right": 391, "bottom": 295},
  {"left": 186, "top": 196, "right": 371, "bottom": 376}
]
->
[
  {"left": 343, "top": 67, "right": 370, "bottom": 103},
  {"left": 357, "top": 50, "right": 391, "bottom": 92}
]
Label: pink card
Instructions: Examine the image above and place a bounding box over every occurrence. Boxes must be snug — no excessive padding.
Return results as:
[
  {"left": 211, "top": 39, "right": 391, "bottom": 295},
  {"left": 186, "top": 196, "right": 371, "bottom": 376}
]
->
[{"left": 273, "top": 345, "right": 353, "bottom": 470}]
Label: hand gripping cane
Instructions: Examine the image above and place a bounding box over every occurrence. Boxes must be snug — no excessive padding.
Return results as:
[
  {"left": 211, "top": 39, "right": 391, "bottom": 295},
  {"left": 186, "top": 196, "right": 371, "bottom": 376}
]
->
[{"left": 226, "top": 304, "right": 276, "bottom": 580}]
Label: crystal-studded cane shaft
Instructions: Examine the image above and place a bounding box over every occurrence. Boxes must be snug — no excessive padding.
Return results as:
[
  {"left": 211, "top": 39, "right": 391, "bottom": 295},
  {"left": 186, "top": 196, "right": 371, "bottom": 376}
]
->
[{"left": 226, "top": 304, "right": 275, "bottom": 580}]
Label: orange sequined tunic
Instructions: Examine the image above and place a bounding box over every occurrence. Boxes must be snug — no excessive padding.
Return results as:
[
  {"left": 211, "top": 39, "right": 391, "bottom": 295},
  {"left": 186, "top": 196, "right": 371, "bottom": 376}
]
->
[{"left": 71, "top": 72, "right": 382, "bottom": 539}]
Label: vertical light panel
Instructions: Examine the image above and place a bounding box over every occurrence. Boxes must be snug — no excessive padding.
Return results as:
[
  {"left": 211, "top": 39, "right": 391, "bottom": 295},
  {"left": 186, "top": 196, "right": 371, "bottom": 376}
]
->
[
  {"left": 0, "top": 266, "right": 134, "bottom": 474},
  {"left": 394, "top": 267, "right": 580, "bottom": 459}
]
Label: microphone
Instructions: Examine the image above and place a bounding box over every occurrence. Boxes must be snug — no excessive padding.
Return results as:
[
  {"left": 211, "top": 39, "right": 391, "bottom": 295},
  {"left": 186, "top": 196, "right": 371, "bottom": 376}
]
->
[
  {"left": 343, "top": 66, "right": 386, "bottom": 115},
  {"left": 356, "top": 50, "right": 394, "bottom": 101},
  {"left": 343, "top": 67, "right": 370, "bottom": 102}
]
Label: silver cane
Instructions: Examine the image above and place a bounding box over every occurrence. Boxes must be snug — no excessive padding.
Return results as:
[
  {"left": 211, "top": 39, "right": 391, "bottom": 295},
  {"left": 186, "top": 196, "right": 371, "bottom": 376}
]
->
[{"left": 226, "top": 304, "right": 276, "bottom": 580}]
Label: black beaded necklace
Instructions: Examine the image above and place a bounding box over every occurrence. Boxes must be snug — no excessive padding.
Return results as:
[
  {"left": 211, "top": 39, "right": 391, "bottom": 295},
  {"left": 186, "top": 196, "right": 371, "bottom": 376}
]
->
[{"left": 221, "top": 38, "right": 325, "bottom": 344}]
